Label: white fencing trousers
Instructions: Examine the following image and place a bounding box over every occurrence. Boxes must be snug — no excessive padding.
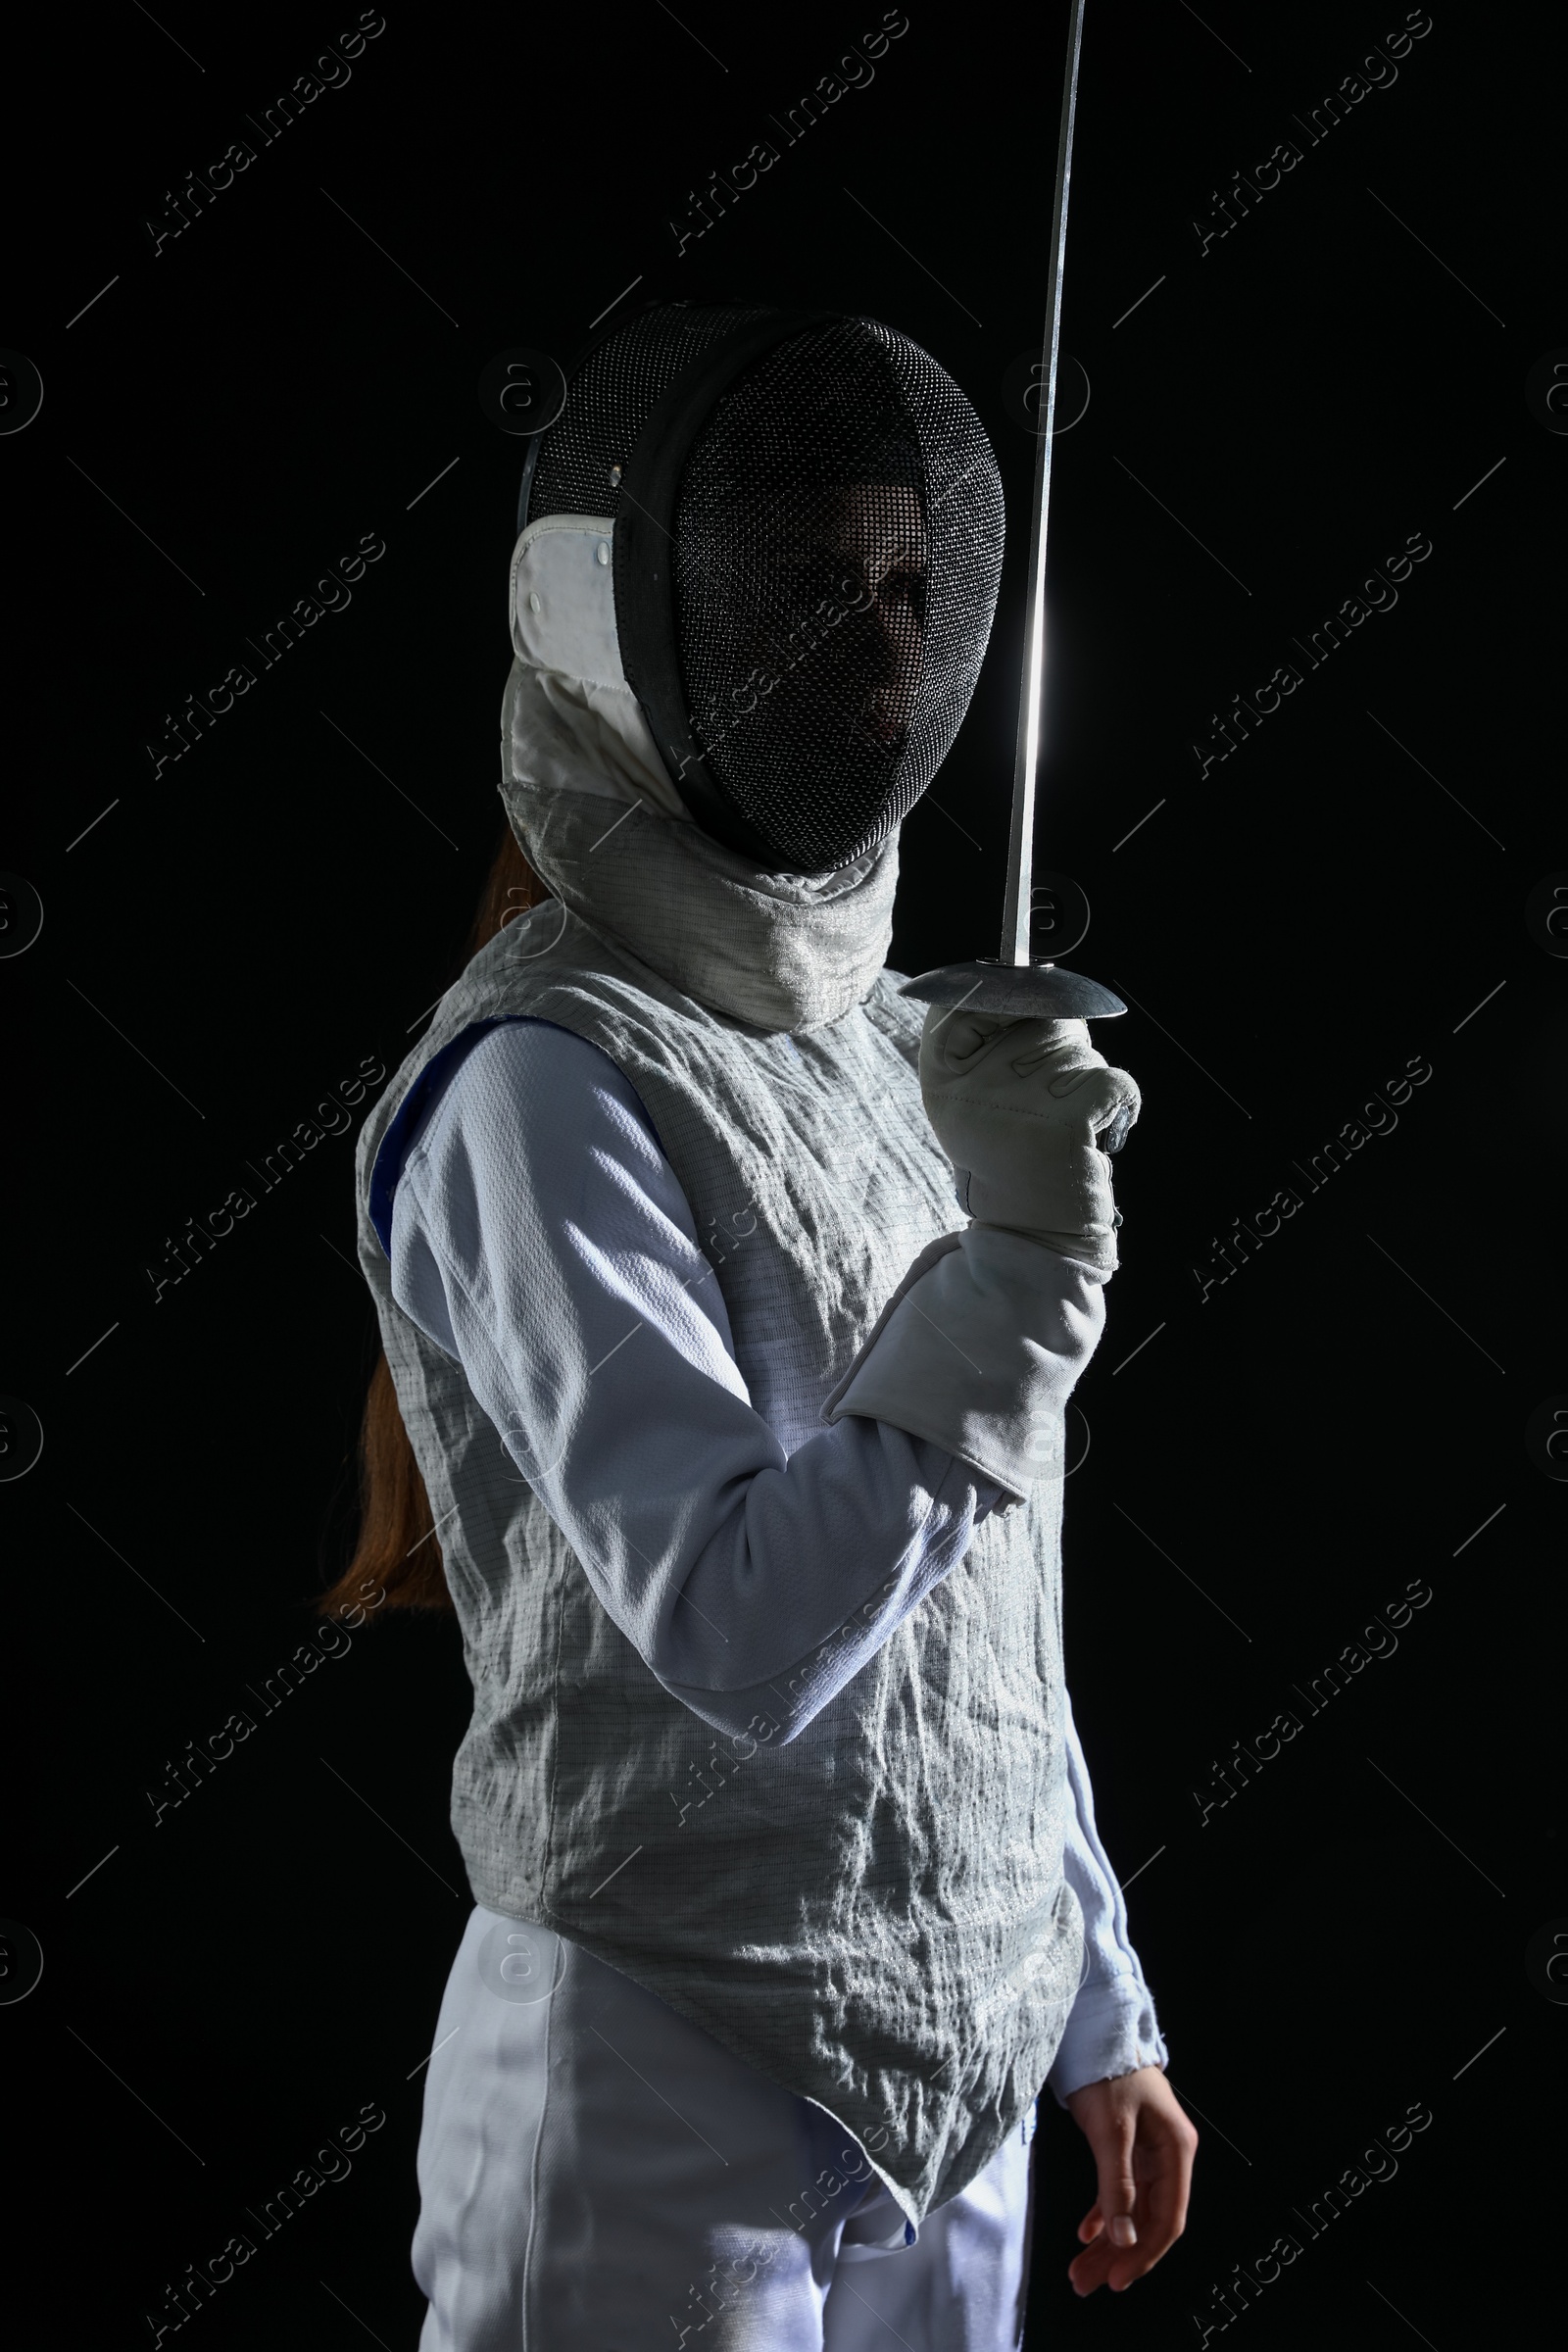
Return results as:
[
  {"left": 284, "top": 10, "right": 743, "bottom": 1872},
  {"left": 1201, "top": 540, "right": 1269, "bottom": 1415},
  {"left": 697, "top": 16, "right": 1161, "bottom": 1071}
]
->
[{"left": 413, "top": 1905, "right": 1039, "bottom": 2350}]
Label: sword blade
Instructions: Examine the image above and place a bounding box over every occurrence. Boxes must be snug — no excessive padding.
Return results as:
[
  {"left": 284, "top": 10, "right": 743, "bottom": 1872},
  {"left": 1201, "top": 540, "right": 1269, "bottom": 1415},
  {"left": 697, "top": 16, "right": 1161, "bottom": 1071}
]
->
[{"left": 1000, "top": 0, "right": 1089, "bottom": 967}]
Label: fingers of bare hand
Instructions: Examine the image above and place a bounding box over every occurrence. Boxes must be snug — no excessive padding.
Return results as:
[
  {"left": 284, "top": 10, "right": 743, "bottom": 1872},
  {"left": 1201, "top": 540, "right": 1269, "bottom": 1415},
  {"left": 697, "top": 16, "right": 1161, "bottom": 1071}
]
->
[
  {"left": 1070, "top": 2220, "right": 1165, "bottom": 2295},
  {"left": 1070, "top": 2120, "right": 1200, "bottom": 2293},
  {"left": 1094, "top": 2122, "right": 1139, "bottom": 2249},
  {"left": 1068, "top": 2239, "right": 1132, "bottom": 2297}
]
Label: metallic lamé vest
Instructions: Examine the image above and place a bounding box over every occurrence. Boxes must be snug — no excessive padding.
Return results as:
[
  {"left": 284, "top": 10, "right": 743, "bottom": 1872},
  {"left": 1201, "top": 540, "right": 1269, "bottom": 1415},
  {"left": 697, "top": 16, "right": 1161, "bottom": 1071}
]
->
[{"left": 354, "top": 902, "right": 1082, "bottom": 2224}]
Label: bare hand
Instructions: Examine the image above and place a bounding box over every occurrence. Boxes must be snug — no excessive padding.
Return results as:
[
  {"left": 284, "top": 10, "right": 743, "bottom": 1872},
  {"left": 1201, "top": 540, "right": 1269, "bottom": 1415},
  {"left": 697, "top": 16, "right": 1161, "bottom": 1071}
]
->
[{"left": 1063, "top": 2066, "right": 1198, "bottom": 2295}]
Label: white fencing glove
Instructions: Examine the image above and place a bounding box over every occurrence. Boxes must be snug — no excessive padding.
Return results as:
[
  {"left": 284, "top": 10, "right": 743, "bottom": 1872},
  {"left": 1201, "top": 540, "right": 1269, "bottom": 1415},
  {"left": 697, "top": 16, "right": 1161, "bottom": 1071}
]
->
[
  {"left": 919, "top": 1010, "right": 1140, "bottom": 1278},
  {"left": 823, "top": 1010, "right": 1142, "bottom": 1497}
]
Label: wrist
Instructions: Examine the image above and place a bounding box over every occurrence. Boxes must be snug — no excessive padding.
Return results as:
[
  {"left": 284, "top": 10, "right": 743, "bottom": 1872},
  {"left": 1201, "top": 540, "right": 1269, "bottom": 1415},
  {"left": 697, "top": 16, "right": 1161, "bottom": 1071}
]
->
[
  {"left": 1049, "top": 1977, "right": 1168, "bottom": 2106},
  {"left": 971, "top": 1218, "right": 1117, "bottom": 1280}
]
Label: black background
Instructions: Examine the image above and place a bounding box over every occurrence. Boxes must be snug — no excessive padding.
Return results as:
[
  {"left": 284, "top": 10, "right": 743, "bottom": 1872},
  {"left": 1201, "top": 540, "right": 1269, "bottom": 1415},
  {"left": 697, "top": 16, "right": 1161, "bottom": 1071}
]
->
[{"left": 4, "top": 0, "right": 1561, "bottom": 2343}]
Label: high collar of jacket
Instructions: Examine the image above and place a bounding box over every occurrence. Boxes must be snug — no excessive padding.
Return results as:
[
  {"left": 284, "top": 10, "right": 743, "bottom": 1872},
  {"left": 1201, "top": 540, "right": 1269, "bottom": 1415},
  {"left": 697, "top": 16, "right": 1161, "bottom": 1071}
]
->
[{"left": 498, "top": 514, "right": 899, "bottom": 1034}]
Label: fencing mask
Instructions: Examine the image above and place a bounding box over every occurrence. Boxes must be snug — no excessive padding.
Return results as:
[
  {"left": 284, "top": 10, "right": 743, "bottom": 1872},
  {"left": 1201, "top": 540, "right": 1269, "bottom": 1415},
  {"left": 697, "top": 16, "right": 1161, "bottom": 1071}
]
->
[{"left": 519, "top": 301, "right": 1005, "bottom": 877}]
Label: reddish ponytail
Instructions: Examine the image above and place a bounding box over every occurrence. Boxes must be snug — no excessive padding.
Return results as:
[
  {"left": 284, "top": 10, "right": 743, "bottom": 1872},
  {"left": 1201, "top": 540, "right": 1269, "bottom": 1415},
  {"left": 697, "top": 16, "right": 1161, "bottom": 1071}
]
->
[{"left": 318, "top": 822, "right": 547, "bottom": 1624}]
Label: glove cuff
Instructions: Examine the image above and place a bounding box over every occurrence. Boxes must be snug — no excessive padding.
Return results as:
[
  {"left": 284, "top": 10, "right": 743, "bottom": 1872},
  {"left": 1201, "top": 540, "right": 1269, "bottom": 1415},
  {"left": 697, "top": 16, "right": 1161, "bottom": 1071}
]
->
[
  {"left": 822, "top": 1226, "right": 1107, "bottom": 1496},
  {"left": 977, "top": 1218, "right": 1118, "bottom": 1279}
]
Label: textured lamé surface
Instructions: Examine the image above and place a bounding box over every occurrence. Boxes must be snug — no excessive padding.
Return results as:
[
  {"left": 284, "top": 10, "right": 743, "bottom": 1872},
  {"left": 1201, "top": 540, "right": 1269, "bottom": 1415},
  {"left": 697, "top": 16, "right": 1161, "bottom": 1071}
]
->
[{"left": 355, "top": 907, "right": 1081, "bottom": 2226}]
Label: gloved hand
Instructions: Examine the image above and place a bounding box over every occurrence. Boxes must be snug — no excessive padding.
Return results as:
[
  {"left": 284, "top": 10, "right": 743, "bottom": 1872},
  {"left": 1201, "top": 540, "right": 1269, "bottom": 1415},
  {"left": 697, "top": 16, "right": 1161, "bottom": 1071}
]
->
[{"left": 918, "top": 1010, "right": 1141, "bottom": 1275}]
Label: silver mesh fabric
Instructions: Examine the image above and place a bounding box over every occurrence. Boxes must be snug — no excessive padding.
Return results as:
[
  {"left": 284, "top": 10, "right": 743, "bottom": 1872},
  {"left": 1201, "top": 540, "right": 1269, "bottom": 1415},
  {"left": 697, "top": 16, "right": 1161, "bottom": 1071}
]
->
[
  {"left": 355, "top": 906, "right": 1081, "bottom": 2227},
  {"left": 674, "top": 319, "right": 1004, "bottom": 873}
]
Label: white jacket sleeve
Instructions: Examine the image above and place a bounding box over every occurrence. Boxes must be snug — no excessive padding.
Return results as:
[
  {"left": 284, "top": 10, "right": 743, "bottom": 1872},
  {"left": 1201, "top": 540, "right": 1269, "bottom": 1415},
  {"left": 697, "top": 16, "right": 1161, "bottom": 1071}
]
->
[{"left": 1047, "top": 1692, "right": 1170, "bottom": 2101}]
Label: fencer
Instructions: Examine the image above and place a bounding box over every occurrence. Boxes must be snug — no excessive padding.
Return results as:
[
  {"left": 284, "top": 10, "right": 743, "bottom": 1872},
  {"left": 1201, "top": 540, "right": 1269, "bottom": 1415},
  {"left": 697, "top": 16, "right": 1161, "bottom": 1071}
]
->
[{"left": 333, "top": 299, "right": 1198, "bottom": 2348}]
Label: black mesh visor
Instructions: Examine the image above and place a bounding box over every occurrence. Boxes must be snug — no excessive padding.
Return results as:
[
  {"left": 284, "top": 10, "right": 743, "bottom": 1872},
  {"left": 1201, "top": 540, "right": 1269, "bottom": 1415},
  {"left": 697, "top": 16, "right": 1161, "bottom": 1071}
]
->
[
  {"left": 673, "top": 319, "right": 1004, "bottom": 873},
  {"left": 524, "top": 302, "right": 771, "bottom": 524}
]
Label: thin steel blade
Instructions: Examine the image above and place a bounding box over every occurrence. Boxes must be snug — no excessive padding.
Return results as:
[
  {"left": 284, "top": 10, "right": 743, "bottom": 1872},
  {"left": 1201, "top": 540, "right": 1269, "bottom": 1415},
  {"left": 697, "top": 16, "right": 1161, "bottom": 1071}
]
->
[{"left": 1000, "top": 0, "right": 1088, "bottom": 968}]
